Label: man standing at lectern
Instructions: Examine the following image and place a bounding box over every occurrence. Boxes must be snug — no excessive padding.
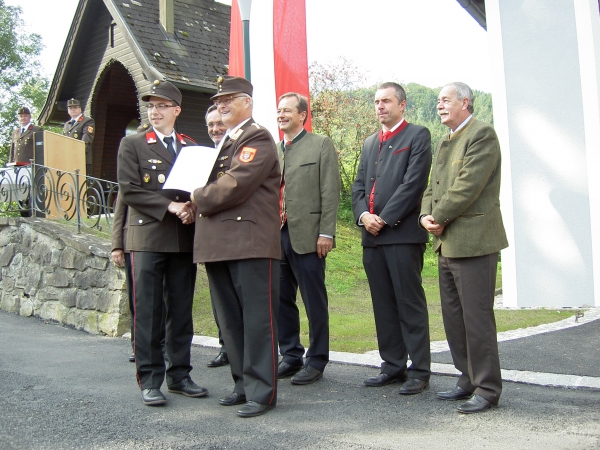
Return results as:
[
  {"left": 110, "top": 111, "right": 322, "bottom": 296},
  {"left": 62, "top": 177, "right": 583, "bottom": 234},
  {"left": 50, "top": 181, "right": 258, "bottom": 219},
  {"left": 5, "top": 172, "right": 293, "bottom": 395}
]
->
[{"left": 63, "top": 98, "right": 95, "bottom": 175}]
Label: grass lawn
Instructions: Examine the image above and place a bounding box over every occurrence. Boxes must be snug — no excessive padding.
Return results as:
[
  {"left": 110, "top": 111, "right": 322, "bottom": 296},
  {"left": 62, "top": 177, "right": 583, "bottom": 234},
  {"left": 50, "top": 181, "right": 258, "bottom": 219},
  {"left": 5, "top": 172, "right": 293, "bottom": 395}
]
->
[{"left": 192, "top": 221, "right": 574, "bottom": 354}]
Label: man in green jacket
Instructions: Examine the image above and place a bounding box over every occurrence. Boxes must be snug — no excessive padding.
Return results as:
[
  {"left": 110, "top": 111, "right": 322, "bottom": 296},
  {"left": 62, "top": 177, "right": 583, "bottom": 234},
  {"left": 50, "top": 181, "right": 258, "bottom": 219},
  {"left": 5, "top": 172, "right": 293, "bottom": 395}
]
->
[
  {"left": 420, "top": 82, "right": 508, "bottom": 414},
  {"left": 276, "top": 92, "right": 340, "bottom": 385}
]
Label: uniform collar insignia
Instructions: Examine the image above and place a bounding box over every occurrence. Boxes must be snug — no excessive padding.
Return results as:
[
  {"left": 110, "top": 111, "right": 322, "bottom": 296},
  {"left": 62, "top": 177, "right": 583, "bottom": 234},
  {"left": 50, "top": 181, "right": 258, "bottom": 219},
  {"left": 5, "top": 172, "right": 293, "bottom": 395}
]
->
[
  {"left": 77, "top": 116, "right": 83, "bottom": 122},
  {"left": 230, "top": 128, "right": 244, "bottom": 141},
  {"left": 176, "top": 133, "right": 187, "bottom": 145},
  {"left": 146, "top": 131, "right": 158, "bottom": 144}
]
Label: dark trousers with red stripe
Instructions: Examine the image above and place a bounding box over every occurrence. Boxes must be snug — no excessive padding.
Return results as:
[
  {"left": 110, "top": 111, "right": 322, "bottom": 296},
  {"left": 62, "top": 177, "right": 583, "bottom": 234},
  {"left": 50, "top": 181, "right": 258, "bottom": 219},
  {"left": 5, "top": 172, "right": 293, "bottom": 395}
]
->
[
  {"left": 206, "top": 258, "right": 279, "bottom": 406},
  {"left": 131, "top": 251, "right": 196, "bottom": 389}
]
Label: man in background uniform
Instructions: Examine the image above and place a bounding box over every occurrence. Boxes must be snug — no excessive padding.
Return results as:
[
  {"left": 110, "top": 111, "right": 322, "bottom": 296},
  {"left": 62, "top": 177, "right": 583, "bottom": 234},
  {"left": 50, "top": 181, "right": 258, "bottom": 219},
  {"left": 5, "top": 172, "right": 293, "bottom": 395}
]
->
[
  {"left": 10, "top": 106, "right": 42, "bottom": 165},
  {"left": 9, "top": 106, "right": 42, "bottom": 217},
  {"left": 63, "top": 98, "right": 95, "bottom": 175},
  {"left": 203, "top": 104, "right": 229, "bottom": 368},
  {"left": 117, "top": 80, "right": 205, "bottom": 407}
]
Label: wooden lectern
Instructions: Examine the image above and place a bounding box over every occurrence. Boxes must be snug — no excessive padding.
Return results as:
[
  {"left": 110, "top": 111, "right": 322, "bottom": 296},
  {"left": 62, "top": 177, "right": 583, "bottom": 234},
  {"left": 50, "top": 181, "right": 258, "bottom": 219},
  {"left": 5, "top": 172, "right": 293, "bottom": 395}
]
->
[{"left": 33, "top": 131, "right": 86, "bottom": 219}]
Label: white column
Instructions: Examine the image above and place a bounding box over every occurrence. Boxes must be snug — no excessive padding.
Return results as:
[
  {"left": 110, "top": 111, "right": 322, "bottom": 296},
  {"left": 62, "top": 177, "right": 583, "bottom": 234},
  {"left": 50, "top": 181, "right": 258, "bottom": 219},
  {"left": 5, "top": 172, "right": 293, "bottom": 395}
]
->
[{"left": 486, "top": 0, "right": 600, "bottom": 307}]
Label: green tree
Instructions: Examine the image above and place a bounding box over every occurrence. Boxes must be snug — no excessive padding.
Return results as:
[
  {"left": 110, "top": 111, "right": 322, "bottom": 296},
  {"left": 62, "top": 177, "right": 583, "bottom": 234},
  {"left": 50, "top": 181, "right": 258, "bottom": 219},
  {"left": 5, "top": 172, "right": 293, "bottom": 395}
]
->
[
  {"left": 309, "top": 59, "right": 378, "bottom": 209},
  {"left": 0, "top": 0, "right": 49, "bottom": 163}
]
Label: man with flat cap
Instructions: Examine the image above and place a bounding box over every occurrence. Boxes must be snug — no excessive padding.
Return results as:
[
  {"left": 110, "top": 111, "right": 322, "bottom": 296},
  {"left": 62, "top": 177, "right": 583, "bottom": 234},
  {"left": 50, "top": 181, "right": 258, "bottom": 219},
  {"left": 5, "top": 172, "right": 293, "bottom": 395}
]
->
[
  {"left": 10, "top": 106, "right": 42, "bottom": 217},
  {"left": 192, "top": 76, "right": 281, "bottom": 418},
  {"left": 118, "top": 79, "right": 206, "bottom": 406},
  {"left": 10, "top": 106, "right": 42, "bottom": 165},
  {"left": 63, "top": 98, "right": 95, "bottom": 175}
]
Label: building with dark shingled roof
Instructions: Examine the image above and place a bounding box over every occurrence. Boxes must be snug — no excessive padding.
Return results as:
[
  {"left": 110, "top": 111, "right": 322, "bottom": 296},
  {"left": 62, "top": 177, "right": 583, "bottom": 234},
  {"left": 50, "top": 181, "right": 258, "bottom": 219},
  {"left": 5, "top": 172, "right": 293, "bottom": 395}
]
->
[{"left": 38, "top": 0, "right": 230, "bottom": 182}]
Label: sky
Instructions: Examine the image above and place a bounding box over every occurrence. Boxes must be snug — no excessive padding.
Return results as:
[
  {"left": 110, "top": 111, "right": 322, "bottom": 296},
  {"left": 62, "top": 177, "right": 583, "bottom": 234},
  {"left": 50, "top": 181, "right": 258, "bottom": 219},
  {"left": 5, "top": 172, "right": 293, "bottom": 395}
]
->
[{"left": 5, "top": 0, "right": 492, "bottom": 92}]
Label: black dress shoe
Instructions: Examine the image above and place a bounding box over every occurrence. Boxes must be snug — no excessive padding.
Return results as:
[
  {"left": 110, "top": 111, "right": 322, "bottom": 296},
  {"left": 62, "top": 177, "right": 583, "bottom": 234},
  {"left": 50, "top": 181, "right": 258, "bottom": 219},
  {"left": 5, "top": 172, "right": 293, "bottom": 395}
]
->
[
  {"left": 398, "top": 378, "right": 429, "bottom": 395},
  {"left": 291, "top": 365, "right": 323, "bottom": 385},
  {"left": 207, "top": 352, "right": 229, "bottom": 367},
  {"left": 237, "top": 401, "right": 275, "bottom": 418},
  {"left": 437, "top": 386, "right": 472, "bottom": 401},
  {"left": 364, "top": 371, "right": 407, "bottom": 387},
  {"left": 168, "top": 377, "right": 208, "bottom": 398},
  {"left": 219, "top": 392, "right": 247, "bottom": 406},
  {"left": 457, "top": 394, "right": 493, "bottom": 414},
  {"left": 141, "top": 388, "right": 167, "bottom": 406},
  {"left": 277, "top": 361, "right": 303, "bottom": 378},
  {"left": 128, "top": 353, "right": 135, "bottom": 363}
]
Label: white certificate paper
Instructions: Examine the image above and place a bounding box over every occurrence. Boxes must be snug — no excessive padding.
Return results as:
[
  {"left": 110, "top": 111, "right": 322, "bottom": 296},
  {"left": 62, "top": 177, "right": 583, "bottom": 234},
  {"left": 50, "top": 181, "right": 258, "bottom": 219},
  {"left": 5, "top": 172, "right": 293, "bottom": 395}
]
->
[{"left": 162, "top": 145, "right": 219, "bottom": 193}]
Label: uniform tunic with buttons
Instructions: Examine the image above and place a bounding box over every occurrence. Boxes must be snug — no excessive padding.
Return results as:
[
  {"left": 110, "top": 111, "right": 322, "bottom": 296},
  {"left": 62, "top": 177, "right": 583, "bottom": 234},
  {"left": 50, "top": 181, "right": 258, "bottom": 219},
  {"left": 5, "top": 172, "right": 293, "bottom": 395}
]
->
[
  {"left": 117, "top": 130, "right": 194, "bottom": 252},
  {"left": 10, "top": 124, "right": 43, "bottom": 164},
  {"left": 63, "top": 115, "right": 95, "bottom": 167},
  {"left": 117, "top": 129, "right": 197, "bottom": 390}
]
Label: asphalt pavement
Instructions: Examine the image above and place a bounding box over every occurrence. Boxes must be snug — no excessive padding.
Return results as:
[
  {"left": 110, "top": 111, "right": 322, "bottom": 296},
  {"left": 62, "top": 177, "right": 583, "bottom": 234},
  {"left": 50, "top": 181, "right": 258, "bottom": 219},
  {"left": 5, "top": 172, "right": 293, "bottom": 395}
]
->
[{"left": 1, "top": 310, "right": 599, "bottom": 449}]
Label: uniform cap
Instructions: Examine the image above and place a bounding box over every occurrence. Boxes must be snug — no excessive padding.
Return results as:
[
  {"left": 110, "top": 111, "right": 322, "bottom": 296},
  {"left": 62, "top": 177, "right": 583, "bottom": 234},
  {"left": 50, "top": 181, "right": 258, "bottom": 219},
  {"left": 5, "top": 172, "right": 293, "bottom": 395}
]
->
[
  {"left": 141, "top": 80, "right": 182, "bottom": 106},
  {"left": 67, "top": 98, "right": 81, "bottom": 107},
  {"left": 211, "top": 75, "right": 253, "bottom": 99},
  {"left": 17, "top": 106, "right": 31, "bottom": 115}
]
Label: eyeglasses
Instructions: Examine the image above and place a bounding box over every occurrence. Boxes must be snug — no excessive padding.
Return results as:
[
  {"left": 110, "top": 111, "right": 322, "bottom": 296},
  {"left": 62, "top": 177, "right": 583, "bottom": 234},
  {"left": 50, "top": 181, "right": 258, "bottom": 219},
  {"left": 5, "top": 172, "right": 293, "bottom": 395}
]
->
[
  {"left": 146, "top": 103, "right": 176, "bottom": 111},
  {"left": 213, "top": 95, "right": 247, "bottom": 106}
]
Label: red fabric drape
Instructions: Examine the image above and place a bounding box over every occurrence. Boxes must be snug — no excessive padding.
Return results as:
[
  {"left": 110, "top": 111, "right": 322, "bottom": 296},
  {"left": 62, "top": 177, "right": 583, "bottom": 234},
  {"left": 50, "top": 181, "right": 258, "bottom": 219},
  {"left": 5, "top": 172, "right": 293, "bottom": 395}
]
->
[
  {"left": 273, "top": 0, "right": 311, "bottom": 132},
  {"left": 228, "top": 0, "right": 245, "bottom": 77}
]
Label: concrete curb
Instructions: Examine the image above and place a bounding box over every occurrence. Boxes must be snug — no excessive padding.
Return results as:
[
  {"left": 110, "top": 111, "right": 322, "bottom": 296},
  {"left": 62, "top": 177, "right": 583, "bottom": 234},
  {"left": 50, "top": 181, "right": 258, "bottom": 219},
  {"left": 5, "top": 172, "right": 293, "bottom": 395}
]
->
[{"left": 186, "top": 308, "right": 600, "bottom": 391}]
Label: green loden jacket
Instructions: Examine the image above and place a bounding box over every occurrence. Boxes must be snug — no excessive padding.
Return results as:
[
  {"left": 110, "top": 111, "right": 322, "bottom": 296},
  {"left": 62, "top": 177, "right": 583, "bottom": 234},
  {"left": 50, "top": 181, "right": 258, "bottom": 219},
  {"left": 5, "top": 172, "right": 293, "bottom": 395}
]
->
[{"left": 420, "top": 118, "right": 508, "bottom": 258}]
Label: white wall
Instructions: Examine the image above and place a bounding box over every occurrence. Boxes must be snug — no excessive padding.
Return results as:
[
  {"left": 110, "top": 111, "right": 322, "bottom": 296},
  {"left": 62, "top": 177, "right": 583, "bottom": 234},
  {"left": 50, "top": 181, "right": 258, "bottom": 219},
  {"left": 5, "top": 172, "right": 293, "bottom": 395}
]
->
[{"left": 487, "top": 0, "right": 600, "bottom": 307}]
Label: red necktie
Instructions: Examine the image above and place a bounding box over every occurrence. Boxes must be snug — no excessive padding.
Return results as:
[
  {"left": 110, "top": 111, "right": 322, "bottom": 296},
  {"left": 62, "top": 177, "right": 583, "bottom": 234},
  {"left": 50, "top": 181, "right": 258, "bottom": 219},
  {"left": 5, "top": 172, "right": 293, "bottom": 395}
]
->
[{"left": 279, "top": 141, "right": 292, "bottom": 227}]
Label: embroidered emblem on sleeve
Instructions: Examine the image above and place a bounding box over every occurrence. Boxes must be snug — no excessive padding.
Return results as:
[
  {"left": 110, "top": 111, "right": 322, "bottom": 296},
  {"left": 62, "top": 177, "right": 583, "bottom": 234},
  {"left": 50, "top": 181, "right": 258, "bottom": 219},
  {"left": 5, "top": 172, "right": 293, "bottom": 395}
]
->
[{"left": 239, "top": 147, "right": 257, "bottom": 163}]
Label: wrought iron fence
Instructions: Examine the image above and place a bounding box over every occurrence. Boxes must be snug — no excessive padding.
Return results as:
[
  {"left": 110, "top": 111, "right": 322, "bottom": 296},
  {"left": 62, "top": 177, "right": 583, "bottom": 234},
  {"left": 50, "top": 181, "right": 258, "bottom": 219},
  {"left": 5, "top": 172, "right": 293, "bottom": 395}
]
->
[{"left": 0, "top": 163, "right": 118, "bottom": 234}]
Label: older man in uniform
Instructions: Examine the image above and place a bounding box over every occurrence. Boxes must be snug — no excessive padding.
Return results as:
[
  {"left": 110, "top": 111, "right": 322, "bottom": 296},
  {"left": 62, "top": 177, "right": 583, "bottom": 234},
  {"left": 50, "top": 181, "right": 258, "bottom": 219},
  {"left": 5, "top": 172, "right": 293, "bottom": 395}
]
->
[
  {"left": 421, "top": 82, "right": 508, "bottom": 414},
  {"left": 192, "top": 76, "right": 281, "bottom": 418},
  {"left": 352, "top": 82, "right": 432, "bottom": 395},
  {"left": 118, "top": 80, "right": 206, "bottom": 406},
  {"left": 275, "top": 92, "right": 340, "bottom": 385},
  {"left": 9, "top": 106, "right": 43, "bottom": 217},
  {"left": 63, "top": 98, "right": 95, "bottom": 175}
]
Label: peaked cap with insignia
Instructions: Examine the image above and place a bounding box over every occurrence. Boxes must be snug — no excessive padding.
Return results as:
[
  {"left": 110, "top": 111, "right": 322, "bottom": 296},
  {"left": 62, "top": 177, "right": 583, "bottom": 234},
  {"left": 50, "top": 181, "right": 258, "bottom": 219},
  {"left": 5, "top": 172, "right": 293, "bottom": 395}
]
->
[
  {"left": 212, "top": 76, "right": 253, "bottom": 99},
  {"left": 142, "top": 80, "right": 182, "bottom": 106},
  {"left": 17, "top": 106, "right": 31, "bottom": 115},
  {"left": 67, "top": 98, "right": 81, "bottom": 107}
]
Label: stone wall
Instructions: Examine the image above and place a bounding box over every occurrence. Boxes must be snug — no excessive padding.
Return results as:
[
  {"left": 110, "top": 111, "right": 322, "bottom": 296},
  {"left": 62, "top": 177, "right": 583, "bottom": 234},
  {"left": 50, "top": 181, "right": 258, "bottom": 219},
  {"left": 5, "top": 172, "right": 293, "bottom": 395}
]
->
[{"left": 0, "top": 217, "right": 129, "bottom": 336}]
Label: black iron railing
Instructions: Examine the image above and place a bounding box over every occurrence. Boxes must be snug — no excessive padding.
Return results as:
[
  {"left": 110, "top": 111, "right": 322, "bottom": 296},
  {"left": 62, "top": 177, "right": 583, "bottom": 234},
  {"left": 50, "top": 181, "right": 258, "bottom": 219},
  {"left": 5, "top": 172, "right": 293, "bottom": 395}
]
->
[{"left": 0, "top": 163, "right": 118, "bottom": 234}]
